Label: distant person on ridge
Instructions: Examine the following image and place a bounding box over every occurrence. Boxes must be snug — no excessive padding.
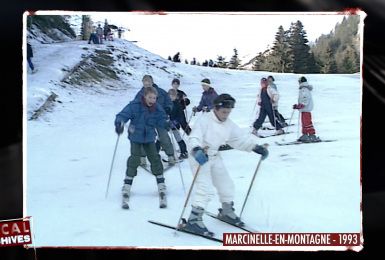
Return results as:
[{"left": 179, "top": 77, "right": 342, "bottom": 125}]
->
[
  {"left": 192, "top": 78, "right": 218, "bottom": 114},
  {"left": 96, "top": 24, "right": 103, "bottom": 44},
  {"left": 27, "top": 43, "right": 35, "bottom": 73}
]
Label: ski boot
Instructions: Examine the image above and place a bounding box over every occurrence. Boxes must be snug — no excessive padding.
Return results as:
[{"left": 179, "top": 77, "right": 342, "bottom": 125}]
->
[
  {"left": 308, "top": 134, "right": 321, "bottom": 142},
  {"left": 182, "top": 206, "right": 214, "bottom": 237},
  {"left": 275, "top": 129, "right": 285, "bottom": 135},
  {"left": 217, "top": 201, "right": 244, "bottom": 227},
  {"left": 121, "top": 184, "right": 131, "bottom": 209},
  {"left": 297, "top": 134, "right": 311, "bottom": 143},
  {"left": 167, "top": 155, "right": 176, "bottom": 166},
  {"left": 156, "top": 175, "right": 167, "bottom": 208},
  {"left": 178, "top": 152, "right": 188, "bottom": 160}
]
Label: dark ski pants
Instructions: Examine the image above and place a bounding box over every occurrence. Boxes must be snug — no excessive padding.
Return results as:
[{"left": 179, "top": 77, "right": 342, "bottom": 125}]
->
[
  {"left": 301, "top": 112, "right": 316, "bottom": 135},
  {"left": 126, "top": 141, "right": 163, "bottom": 177},
  {"left": 155, "top": 127, "right": 174, "bottom": 156},
  {"left": 253, "top": 105, "right": 283, "bottom": 130},
  {"left": 274, "top": 109, "right": 286, "bottom": 125},
  {"left": 180, "top": 113, "right": 192, "bottom": 135}
]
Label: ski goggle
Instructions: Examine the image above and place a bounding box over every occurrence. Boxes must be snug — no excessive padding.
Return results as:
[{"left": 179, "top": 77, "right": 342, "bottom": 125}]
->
[{"left": 215, "top": 99, "right": 235, "bottom": 109}]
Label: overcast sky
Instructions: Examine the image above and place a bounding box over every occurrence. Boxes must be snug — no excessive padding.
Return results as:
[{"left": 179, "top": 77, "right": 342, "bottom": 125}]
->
[{"left": 90, "top": 12, "right": 347, "bottom": 63}]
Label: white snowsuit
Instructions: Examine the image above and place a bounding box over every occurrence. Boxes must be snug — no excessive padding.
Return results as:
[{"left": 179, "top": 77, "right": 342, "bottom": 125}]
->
[
  {"left": 188, "top": 111, "right": 260, "bottom": 209},
  {"left": 298, "top": 82, "right": 314, "bottom": 112}
]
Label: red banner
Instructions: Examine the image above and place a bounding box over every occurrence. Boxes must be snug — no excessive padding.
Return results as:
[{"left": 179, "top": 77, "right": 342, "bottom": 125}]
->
[
  {"left": 223, "top": 233, "right": 361, "bottom": 246},
  {"left": 0, "top": 218, "right": 32, "bottom": 247}
]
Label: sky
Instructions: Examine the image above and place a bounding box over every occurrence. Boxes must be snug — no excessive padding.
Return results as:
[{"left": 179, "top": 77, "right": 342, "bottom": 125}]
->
[{"left": 90, "top": 12, "right": 346, "bottom": 63}]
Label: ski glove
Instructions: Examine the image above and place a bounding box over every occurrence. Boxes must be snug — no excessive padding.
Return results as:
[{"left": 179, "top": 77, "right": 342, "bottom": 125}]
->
[
  {"left": 164, "top": 107, "right": 172, "bottom": 115},
  {"left": 164, "top": 120, "right": 171, "bottom": 131},
  {"left": 293, "top": 103, "right": 305, "bottom": 109},
  {"left": 192, "top": 106, "right": 198, "bottom": 113},
  {"left": 253, "top": 145, "right": 269, "bottom": 160},
  {"left": 115, "top": 121, "right": 124, "bottom": 135},
  {"left": 202, "top": 106, "right": 210, "bottom": 112},
  {"left": 192, "top": 146, "right": 209, "bottom": 165}
]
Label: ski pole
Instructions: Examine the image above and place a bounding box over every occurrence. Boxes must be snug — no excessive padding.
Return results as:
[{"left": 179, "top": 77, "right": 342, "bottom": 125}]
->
[
  {"left": 181, "top": 111, "right": 194, "bottom": 140},
  {"left": 297, "top": 110, "right": 301, "bottom": 139},
  {"left": 105, "top": 133, "right": 121, "bottom": 198},
  {"left": 168, "top": 128, "right": 186, "bottom": 195},
  {"left": 174, "top": 164, "right": 202, "bottom": 235},
  {"left": 281, "top": 109, "right": 295, "bottom": 142},
  {"left": 239, "top": 144, "right": 268, "bottom": 219}
]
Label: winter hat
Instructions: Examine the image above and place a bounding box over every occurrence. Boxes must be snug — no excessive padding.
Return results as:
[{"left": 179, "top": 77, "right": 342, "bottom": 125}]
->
[
  {"left": 299, "top": 76, "right": 307, "bottom": 83},
  {"left": 201, "top": 78, "right": 211, "bottom": 87},
  {"left": 267, "top": 75, "right": 275, "bottom": 81},
  {"left": 214, "top": 94, "right": 236, "bottom": 109},
  {"left": 142, "top": 74, "right": 153, "bottom": 82},
  {"left": 172, "top": 78, "right": 180, "bottom": 85}
]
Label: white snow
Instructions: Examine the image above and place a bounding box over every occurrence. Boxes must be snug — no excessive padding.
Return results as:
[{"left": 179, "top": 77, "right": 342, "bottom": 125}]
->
[{"left": 26, "top": 37, "right": 361, "bottom": 248}]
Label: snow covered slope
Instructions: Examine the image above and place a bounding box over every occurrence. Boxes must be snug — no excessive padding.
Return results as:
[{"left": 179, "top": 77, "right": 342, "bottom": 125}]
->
[{"left": 26, "top": 38, "right": 361, "bottom": 248}]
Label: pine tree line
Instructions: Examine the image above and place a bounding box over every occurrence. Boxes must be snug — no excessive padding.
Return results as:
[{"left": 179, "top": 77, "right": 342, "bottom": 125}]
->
[
  {"left": 168, "top": 48, "right": 241, "bottom": 69},
  {"left": 251, "top": 16, "right": 360, "bottom": 74}
]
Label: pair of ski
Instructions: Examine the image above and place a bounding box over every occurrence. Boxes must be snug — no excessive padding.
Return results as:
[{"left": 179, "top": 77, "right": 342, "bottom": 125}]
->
[
  {"left": 275, "top": 139, "right": 337, "bottom": 146},
  {"left": 148, "top": 211, "right": 258, "bottom": 243},
  {"left": 256, "top": 131, "right": 293, "bottom": 138},
  {"left": 260, "top": 123, "right": 295, "bottom": 131},
  {"left": 139, "top": 157, "right": 183, "bottom": 174},
  {"left": 122, "top": 185, "right": 167, "bottom": 209}
]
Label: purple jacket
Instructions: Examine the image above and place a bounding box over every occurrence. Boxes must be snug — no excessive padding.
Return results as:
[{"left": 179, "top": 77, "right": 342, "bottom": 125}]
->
[{"left": 196, "top": 88, "right": 218, "bottom": 112}]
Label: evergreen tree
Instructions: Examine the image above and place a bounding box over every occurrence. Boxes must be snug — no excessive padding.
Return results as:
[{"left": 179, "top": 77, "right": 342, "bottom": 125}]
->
[
  {"left": 288, "top": 20, "right": 315, "bottom": 73},
  {"left": 168, "top": 56, "right": 172, "bottom": 61},
  {"left": 311, "top": 15, "right": 360, "bottom": 73},
  {"left": 252, "top": 52, "right": 266, "bottom": 71},
  {"left": 229, "top": 48, "right": 241, "bottom": 69},
  {"left": 185, "top": 59, "right": 189, "bottom": 64},
  {"left": 216, "top": 55, "right": 227, "bottom": 68},
  {"left": 340, "top": 45, "right": 359, "bottom": 73},
  {"left": 322, "top": 45, "right": 337, "bottom": 73},
  {"left": 270, "top": 26, "right": 293, "bottom": 72}
]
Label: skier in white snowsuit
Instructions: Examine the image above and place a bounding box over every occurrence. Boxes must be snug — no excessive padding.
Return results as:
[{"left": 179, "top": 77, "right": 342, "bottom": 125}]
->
[{"left": 183, "top": 94, "right": 269, "bottom": 236}]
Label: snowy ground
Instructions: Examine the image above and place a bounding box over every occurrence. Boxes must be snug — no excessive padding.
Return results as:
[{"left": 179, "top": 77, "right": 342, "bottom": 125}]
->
[{"left": 26, "top": 38, "right": 361, "bottom": 248}]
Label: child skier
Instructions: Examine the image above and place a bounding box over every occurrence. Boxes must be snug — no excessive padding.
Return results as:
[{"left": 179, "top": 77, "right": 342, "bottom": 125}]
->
[
  {"left": 293, "top": 76, "right": 320, "bottom": 142},
  {"left": 252, "top": 77, "right": 284, "bottom": 136},
  {"left": 192, "top": 78, "right": 218, "bottom": 113},
  {"left": 267, "top": 75, "right": 287, "bottom": 127},
  {"left": 168, "top": 89, "right": 189, "bottom": 159},
  {"left": 171, "top": 78, "right": 192, "bottom": 135},
  {"left": 182, "top": 94, "right": 269, "bottom": 236},
  {"left": 115, "top": 86, "right": 168, "bottom": 209},
  {"left": 134, "top": 75, "right": 176, "bottom": 165}
]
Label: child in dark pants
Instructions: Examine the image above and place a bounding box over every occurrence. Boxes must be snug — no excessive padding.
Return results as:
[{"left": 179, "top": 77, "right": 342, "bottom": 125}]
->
[
  {"left": 168, "top": 89, "right": 189, "bottom": 159},
  {"left": 252, "top": 78, "right": 284, "bottom": 136},
  {"left": 293, "top": 76, "right": 320, "bottom": 142},
  {"left": 171, "top": 78, "right": 192, "bottom": 135},
  {"left": 115, "top": 87, "right": 168, "bottom": 209}
]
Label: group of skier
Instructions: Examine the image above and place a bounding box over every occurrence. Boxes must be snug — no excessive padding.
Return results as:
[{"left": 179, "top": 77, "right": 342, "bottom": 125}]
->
[{"left": 114, "top": 74, "right": 319, "bottom": 237}]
